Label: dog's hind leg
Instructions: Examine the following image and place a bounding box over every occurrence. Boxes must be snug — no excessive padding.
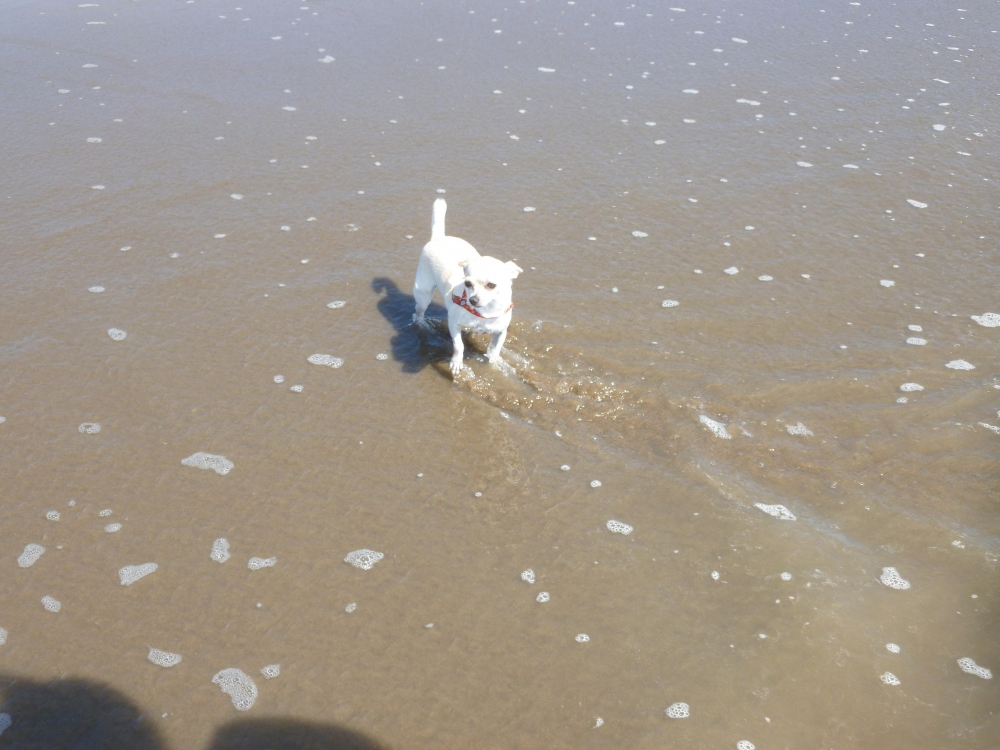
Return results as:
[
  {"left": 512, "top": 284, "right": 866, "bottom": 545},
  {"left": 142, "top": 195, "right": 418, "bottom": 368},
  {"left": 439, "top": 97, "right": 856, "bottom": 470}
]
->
[{"left": 412, "top": 256, "right": 435, "bottom": 327}]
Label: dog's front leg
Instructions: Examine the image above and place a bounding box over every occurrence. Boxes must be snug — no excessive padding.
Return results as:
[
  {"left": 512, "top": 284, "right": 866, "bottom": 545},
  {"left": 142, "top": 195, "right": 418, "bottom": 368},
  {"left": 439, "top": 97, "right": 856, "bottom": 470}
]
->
[
  {"left": 486, "top": 327, "right": 507, "bottom": 364},
  {"left": 448, "top": 319, "right": 465, "bottom": 376}
]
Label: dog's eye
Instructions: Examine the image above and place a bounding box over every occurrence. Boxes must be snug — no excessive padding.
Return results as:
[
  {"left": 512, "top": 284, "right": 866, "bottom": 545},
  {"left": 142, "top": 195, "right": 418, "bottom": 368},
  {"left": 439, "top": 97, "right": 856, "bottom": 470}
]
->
[
  {"left": 485, "top": 282, "right": 496, "bottom": 290},
  {"left": 464, "top": 280, "right": 473, "bottom": 288}
]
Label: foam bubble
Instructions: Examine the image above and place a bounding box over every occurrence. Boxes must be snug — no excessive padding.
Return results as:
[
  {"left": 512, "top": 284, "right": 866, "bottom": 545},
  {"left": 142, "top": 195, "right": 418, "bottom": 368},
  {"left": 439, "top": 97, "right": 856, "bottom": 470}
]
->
[
  {"left": 594, "top": 717, "right": 603, "bottom": 728},
  {"left": 212, "top": 668, "right": 258, "bottom": 711},
  {"left": 957, "top": 657, "right": 992, "bottom": 680},
  {"left": 754, "top": 503, "right": 796, "bottom": 521},
  {"left": 41, "top": 595, "right": 61, "bottom": 612},
  {"left": 260, "top": 664, "right": 281, "bottom": 679},
  {"left": 148, "top": 648, "right": 182, "bottom": 667},
  {"left": 661, "top": 300, "right": 679, "bottom": 308},
  {"left": 699, "top": 415, "right": 731, "bottom": 439},
  {"left": 655, "top": 139, "right": 666, "bottom": 145},
  {"left": 182, "top": 452, "right": 234, "bottom": 475},
  {"left": 290, "top": 385, "right": 303, "bottom": 393},
  {"left": 345, "top": 602, "right": 357, "bottom": 612},
  {"left": 248, "top": 556, "right": 276, "bottom": 570},
  {"left": 879, "top": 567, "right": 910, "bottom": 590},
  {"left": 105, "top": 523, "right": 122, "bottom": 533},
  {"left": 376, "top": 353, "right": 389, "bottom": 360},
  {"left": 575, "top": 634, "right": 590, "bottom": 642},
  {"left": 17, "top": 544, "right": 45, "bottom": 568},
  {"left": 906, "top": 199, "right": 927, "bottom": 208},
  {"left": 632, "top": 231, "right": 648, "bottom": 238},
  {"left": 880, "top": 672, "right": 900, "bottom": 686},
  {"left": 46, "top": 511, "right": 60, "bottom": 521},
  {"left": 880, "top": 280, "right": 895, "bottom": 288},
  {"left": 737, "top": 742, "right": 755, "bottom": 750},
  {"left": 899, "top": 383, "right": 923, "bottom": 392},
  {"left": 89, "top": 286, "right": 105, "bottom": 293},
  {"left": 758, "top": 275, "right": 773, "bottom": 281},
  {"left": 0, "top": 628, "right": 6, "bottom": 645},
  {"left": 308, "top": 354, "right": 344, "bottom": 368},
  {"left": 933, "top": 124, "right": 946, "bottom": 131},
  {"left": 906, "top": 337, "right": 927, "bottom": 346},
  {"left": 606, "top": 520, "right": 633, "bottom": 535},
  {"left": 665, "top": 702, "right": 690, "bottom": 718},
  {"left": 711, "top": 571, "right": 720, "bottom": 580},
  {"left": 945, "top": 360, "right": 974, "bottom": 370},
  {"left": 786, "top": 422, "right": 813, "bottom": 436},
  {"left": 521, "top": 569, "right": 536, "bottom": 584},
  {"left": 561, "top": 465, "right": 571, "bottom": 471},
  {"left": 79, "top": 422, "right": 101, "bottom": 434},
  {"left": 211, "top": 538, "right": 231, "bottom": 563},
  {"left": 797, "top": 161, "right": 813, "bottom": 168},
  {"left": 99, "top": 509, "right": 112, "bottom": 517},
  {"left": 273, "top": 375, "right": 285, "bottom": 383},
  {"left": 736, "top": 98, "right": 760, "bottom": 106},
  {"left": 908, "top": 325, "right": 922, "bottom": 332},
  {"left": 108, "top": 328, "right": 127, "bottom": 340},
  {"left": 536, "top": 591, "right": 550, "bottom": 602},
  {"left": 732, "top": 37, "right": 748, "bottom": 43},
  {"left": 971, "top": 313, "right": 1000, "bottom": 327},
  {"left": 590, "top": 480, "right": 602, "bottom": 488},
  {"left": 327, "top": 300, "right": 346, "bottom": 309},
  {"left": 119, "top": 563, "right": 158, "bottom": 586},
  {"left": 886, "top": 643, "right": 900, "bottom": 653},
  {"left": 345, "top": 549, "right": 383, "bottom": 570},
  {"left": 843, "top": 163, "right": 859, "bottom": 169},
  {"left": 724, "top": 266, "right": 739, "bottom": 275},
  {"left": 780, "top": 572, "right": 792, "bottom": 581},
  {"left": 682, "top": 89, "right": 699, "bottom": 94},
  {"left": 524, "top": 206, "right": 536, "bottom": 212}
]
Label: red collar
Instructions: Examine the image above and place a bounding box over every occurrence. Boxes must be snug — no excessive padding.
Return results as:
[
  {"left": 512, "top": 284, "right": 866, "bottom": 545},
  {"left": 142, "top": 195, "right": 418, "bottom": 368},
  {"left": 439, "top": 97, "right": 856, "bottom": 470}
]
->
[{"left": 452, "top": 290, "right": 513, "bottom": 319}]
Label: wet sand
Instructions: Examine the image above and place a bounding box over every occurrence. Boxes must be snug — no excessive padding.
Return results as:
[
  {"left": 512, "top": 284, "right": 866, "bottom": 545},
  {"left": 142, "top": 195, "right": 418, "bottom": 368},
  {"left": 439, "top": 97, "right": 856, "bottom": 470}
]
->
[{"left": 1, "top": 0, "right": 998, "bottom": 747}]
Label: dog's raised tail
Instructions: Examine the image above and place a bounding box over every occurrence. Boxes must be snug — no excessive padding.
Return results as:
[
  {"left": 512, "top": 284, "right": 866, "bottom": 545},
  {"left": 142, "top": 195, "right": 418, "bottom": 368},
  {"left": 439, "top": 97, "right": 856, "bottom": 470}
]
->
[{"left": 431, "top": 198, "right": 447, "bottom": 240}]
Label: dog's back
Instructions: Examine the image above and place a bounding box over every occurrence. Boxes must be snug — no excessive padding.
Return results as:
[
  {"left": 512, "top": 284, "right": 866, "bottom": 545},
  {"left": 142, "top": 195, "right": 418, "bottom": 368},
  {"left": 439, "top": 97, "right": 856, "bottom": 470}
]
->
[{"left": 416, "top": 200, "right": 481, "bottom": 301}]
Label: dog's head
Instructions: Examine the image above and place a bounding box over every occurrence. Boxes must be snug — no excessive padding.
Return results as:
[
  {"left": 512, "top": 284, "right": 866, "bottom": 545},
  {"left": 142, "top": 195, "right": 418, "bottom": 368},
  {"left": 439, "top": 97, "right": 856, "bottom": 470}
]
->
[{"left": 458, "top": 256, "right": 522, "bottom": 313}]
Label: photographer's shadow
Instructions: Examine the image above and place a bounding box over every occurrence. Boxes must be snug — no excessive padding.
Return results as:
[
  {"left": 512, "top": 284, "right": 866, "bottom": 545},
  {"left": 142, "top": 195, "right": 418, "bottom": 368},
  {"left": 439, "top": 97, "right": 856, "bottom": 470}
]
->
[
  {"left": 371, "top": 277, "right": 451, "bottom": 373},
  {"left": 209, "top": 717, "right": 387, "bottom": 750}
]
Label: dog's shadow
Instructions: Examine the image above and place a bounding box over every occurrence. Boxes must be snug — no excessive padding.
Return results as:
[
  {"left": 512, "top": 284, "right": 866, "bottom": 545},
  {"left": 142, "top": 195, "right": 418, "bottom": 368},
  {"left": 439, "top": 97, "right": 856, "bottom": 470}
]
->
[{"left": 372, "top": 277, "right": 455, "bottom": 373}]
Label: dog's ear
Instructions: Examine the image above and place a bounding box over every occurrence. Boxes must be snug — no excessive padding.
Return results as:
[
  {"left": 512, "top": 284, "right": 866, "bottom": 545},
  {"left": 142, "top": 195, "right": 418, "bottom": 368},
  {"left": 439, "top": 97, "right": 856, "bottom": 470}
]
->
[
  {"left": 458, "top": 259, "right": 473, "bottom": 276},
  {"left": 505, "top": 261, "right": 523, "bottom": 279}
]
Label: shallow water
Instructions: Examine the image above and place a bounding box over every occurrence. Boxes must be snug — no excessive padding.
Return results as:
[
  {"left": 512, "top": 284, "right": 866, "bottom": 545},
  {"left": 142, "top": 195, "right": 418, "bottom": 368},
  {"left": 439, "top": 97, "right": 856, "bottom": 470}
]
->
[{"left": 1, "top": 0, "right": 998, "bottom": 748}]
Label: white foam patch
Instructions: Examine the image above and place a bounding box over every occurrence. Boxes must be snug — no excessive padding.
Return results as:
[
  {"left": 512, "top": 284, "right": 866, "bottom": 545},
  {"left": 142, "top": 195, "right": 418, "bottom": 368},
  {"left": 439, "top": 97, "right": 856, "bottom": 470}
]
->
[
  {"left": 880, "top": 280, "right": 895, "bottom": 288},
  {"left": 971, "top": 313, "right": 1000, "bottom": 327},
  {"left": 119, "top": 563, "right": 158, "bottom": 586},
  {"left": 665, "top": 702, "right": 690, "bottom": 718},
  {"left": 754, "top": 503, "right": 796, "bottom": 521},
  {"left": 724, "top": 266, "right": 739, "bottom": 275},
  {"left": 376, "top": 353, "right": 389, "bottom": 360},
  {"left": 89, "top": 286, "right": 105, "bottom": 293},
  {"left": 575, "top": 634, "right": 590, "bottom": 642},
  {"left": 711, "top": 571, "right": 720, "bottom": 580},
  {"left": 906, "top": 337, "right": 927, "bottom": 346},
  {"left": 957, "top": 657, "right": 992, "bottom": 680},
  {"left": 736, "top": 98, "right": 760, "bottom": 106},
  {"left": 683, "top": 89, "right": 699, "bottom": 94},
  {"left": 41, "top": 595, "right": 61, "bottom": 612},
  {"left": 319, "top": 55, "right": 335, "bottom": 63},
  {"left": 46, "top": 511, "right": 60, "bottom": 521},
  {"left": 344, "top": 549, "right": 383, "bottom": 570},
  {"left": 843, "top": 163, "right": 859, "bottom": 169},
  {"left": 248, "top": 556, "right": 276, "bottom": 570},
  {"left": 737, "top": 742, "right": 755, "bottom": 750},
  {"left": 606, "top": 520, "right": 633, "bottom": 535},
  {"left": 900, "top": 383, "right": 923, "bottom": 392},
  {"left": 521, "top": 569, "right": 536, "bottom": 584},
  {"left": 99, "top": 509, "right": 112, "bottom": 517},
  {"left": 880, "top": 672, "right": 900, "bottom": 686},
  {"left": 908, "top": 325, "right": 922, "bottom": 332},
  {"left": 260, "top": 664, "right": 281, "bottom": 679},
  {"left": 538, "top": 67, "right": 555, "bottom": 73},
  {"left": 290, "top": 385, "right": 303, "bottom": 393},
  {"left": 536, "top": 591, "right": 550, "bottom": 602},
  {"left": 79, "top": 422, "right": 101, "bottom": 434},
  {"left": 327, "top": 300, "right": 346, "bottom": 309},
  {"left": 523, "top": 206, "right": 535, "bottom": 212},
  {"left": 980, "top": 423, "right": 1000, "bottom": 434},
  {"left": 182, "top": 452, "right": 234, "bottom": 475},
  {"left": 886, "top": 643, "right": 900, "bottom": 653},
  {"left": 632, "top": 230, "right": 648, "bottom": 238},
  {"left": 308, "top": 353, "right": 344, "bottom": 368},
  {"left": 345, "top": 602, "right": 357, "bottom": 612},
  {"left": 0, "top": 628, "right": 6, "bottom": 645},
  {"left": 933, "top": 124, "right": 946, "bottom": 131},
  {"left": 699, "top": 415, "right": 731, "bottom": 439},
  {"left": 590, "top": 480, "right": 602, "bottom": 488},
  {"left": 880, "top": 567, "right": 910, "bottom": 590},
  {"left": 732, "top": 37, "right": 748, "bottom": 43},
  {"left": 797, "top": 161, "right": 813, "bottom": 168},
  {"left": 148, "top": 648, "right": 182, "bottom": 668},
  {"left": 211, "top": 538, "right": 231, "bottom": 563},
  {"left": 108, "top": 328, "right": 127, "bottom": 340},
  {"left": 786, "top": 422, "right": 813, "bottom": 436},
  {"left": 945, "top": 360, "right": 974, "bottom": 370},
  {"left": 105, "top": 523, "right": 122, "bottom": 533},
  {"left": 758, "top": 275, "right": 773, "bottom": 281},
  {"left": 906, "top": 199, "right": 928, "bottom": 208},
  {"left": 273, "top": 375, "right": 285, "bottom": 383},
  {"left": 780, "top": 572, "right": 792, "bottom": 581},
  {"left": 17, "top": 544, "right": 45, "bottom": 568},
  {"left": 212, "top": 668, "right": 258, "bottom": 711},
  {"left": 594, "top": 717, "right": 603, "bottom": 728},
  {"left": 661, "top": 300, "right": 679, "bottom": 308}
]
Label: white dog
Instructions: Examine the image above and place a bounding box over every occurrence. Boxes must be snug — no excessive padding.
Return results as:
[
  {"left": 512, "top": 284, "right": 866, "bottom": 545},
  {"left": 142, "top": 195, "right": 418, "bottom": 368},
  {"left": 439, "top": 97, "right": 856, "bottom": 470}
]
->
[{"left": 413, "top": 199, "right": 522, "bottom": 376}]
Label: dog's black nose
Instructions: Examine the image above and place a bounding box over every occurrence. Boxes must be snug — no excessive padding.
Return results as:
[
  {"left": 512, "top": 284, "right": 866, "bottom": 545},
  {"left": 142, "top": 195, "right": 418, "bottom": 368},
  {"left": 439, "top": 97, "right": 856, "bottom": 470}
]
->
[{"left": 469, "top": 295, "right": 480, "bottom": 306}]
